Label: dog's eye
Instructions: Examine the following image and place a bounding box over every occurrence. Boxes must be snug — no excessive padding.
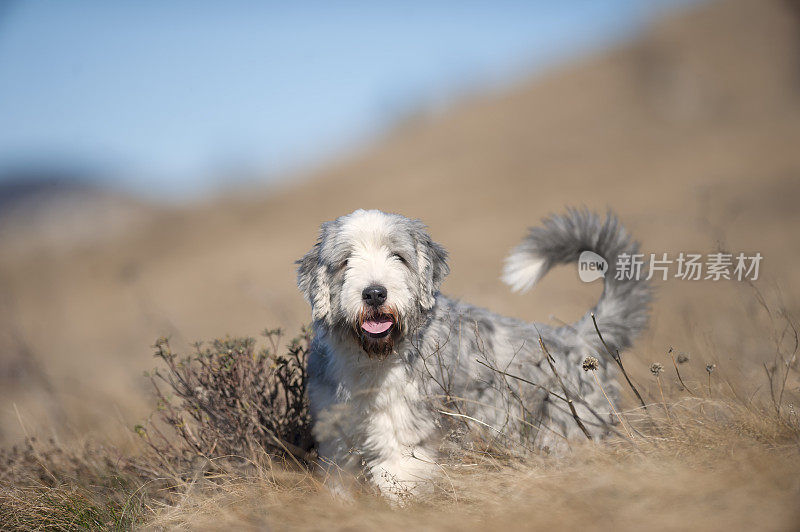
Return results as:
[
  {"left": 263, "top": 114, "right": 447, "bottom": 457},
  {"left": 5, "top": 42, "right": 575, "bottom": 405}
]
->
[
  {"left": 338, "top": 259, "right": 348, "bottom": 271},
  {"left": 392, "top": 253, "right": 408, "bottom": 266}
]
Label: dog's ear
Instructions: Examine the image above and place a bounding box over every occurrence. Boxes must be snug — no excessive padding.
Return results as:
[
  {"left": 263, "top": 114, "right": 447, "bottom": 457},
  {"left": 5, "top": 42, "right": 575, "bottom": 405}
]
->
[
  {"left": 296, "top": 241, "right": 332, "bottom": 324},
  {"left": 414, "top": 225, "right": 449, "bottom": 310}
]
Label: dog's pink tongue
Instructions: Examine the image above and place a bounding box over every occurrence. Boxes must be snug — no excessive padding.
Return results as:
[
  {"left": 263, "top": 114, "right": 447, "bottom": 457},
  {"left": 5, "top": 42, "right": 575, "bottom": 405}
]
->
[{"left": 362, "top": 318, "right": 393, "bottom": 334}]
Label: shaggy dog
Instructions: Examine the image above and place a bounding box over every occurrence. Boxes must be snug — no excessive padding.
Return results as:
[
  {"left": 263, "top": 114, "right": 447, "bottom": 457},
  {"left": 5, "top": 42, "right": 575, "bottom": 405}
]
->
[{"left": 297, "top": 209, "right": 650, "bottom": 498}]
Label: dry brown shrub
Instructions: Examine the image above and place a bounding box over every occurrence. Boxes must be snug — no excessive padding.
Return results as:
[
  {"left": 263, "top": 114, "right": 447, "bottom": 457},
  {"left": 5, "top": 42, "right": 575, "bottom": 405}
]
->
[
  {"left": 0, "top": 328, "right": 318, "bottom": 530},
  {"left": 137, "top": 328, "right": 315, "bottom": 472}
]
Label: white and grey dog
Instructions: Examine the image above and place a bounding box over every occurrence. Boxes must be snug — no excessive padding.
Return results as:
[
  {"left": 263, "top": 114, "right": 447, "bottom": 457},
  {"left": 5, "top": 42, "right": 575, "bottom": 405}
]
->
[{"left": 297, "top": 208, "right": 649, "bottom": 498}]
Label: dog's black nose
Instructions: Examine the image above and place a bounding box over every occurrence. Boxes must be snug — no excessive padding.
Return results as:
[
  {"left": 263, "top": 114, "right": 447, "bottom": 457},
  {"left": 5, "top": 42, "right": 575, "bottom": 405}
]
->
[{"left": 362, "top": 285, "right": 387, "bottom": 307}]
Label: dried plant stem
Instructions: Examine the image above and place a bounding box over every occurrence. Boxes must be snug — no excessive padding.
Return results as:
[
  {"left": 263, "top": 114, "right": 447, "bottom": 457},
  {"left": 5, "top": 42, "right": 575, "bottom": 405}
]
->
[
  {"left": 474, "top": 358, "right": 568, "bottom": 404},
  {"left": 655, "top": 376, "right": 672, "bottom": 423},
  {"left": 669, "top": 348, "right": 695, "bottom": 396},
  {"left": 777, "top": 314, "right": 799, "bottom": 412},
  {"left": 591, "top": 313, "right": 648, "bottom": 412},
  {"left": 538, "top": 336, "right": 592, "bottom": 440},
  {"left": 590, "top": 371, "right": 633, "bottom": 439},
  {"left": 438, "top": 410, "right": 504, "bottom": 436}
]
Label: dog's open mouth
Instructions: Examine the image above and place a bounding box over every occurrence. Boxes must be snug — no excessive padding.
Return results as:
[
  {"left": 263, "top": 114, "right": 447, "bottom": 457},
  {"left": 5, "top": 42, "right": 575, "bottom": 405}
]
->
[
  {"left": 356, "top": 306, "right": 400, "bottom": 357},
  {"left": 361, "top": 315, "right": 394, "bottom": 338}
]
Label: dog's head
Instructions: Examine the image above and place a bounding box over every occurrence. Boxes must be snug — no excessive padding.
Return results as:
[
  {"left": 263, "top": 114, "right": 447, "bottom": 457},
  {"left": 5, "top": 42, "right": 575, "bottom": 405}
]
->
[{"left": 297, "top": 209, "right": 448, "bottom": 358}]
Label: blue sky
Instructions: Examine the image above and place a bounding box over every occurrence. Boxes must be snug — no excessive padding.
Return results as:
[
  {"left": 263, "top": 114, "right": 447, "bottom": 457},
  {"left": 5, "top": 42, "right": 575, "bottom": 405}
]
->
[{"left": 0, "top": 1, "right": 699, "bottom": 199}]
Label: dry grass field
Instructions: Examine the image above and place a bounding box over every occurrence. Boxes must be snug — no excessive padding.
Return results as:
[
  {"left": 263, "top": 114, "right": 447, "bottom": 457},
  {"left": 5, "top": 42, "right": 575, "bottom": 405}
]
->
[{"left": 1, "top": 0, "right": 800, "bottom": 529}]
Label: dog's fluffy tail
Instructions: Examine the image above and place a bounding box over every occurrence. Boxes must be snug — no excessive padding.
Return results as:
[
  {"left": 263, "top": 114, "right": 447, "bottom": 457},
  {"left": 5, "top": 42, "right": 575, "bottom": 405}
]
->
[{"left": 502, "top": 208, "right": 651, "bottom": 353}]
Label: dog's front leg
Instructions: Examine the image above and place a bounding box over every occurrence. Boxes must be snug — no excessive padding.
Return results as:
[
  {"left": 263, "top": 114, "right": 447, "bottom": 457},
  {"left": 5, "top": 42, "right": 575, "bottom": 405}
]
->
[
  {"left": 368, "top": 444, "right": 439, "bottom": 501},
  {"left": 315, "top": 436, "right": 365, "bottom": 501},
  {"left": 310, "top": 380, "right": 367, "bottom": 500}
]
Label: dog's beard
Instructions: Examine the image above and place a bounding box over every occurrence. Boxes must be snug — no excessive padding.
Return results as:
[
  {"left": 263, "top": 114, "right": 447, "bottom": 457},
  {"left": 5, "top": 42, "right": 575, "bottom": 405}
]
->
[{"left": 353, "top": 305, "right": 402, "bottom": 359}]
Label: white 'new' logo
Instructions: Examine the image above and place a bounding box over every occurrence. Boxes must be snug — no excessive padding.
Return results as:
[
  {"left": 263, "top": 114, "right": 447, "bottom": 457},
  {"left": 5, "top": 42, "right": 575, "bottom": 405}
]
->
[{"left": 578, "top": 251, "right": 607, "bottom": 283}]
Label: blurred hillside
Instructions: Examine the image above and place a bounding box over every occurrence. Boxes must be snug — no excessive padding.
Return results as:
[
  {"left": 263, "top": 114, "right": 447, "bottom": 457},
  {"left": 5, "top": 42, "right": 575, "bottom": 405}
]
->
[
  {"left": 1, "top": 0, "right": 799, "bottom": 443},
  {"left": 0, "top": 177, "right": 154, "bottom": 254}
]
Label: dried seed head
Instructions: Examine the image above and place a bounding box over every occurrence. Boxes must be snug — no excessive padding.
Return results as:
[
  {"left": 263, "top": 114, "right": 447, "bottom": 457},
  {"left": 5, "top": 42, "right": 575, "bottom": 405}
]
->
[
  {"left": 582, "top": 356, "right": 599, "bottom": 372},
  {"left": 677, "top": 353, "right": 689, "bottom": 364},
  {"left": 650, "top": 362, "right": 664, "bottom": 377},
  {"left": 154, "top": 336, "right": 170, "bottom": 348},
  {"left": 706, "top": 363, "right": 716, "bottom": 374}
]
